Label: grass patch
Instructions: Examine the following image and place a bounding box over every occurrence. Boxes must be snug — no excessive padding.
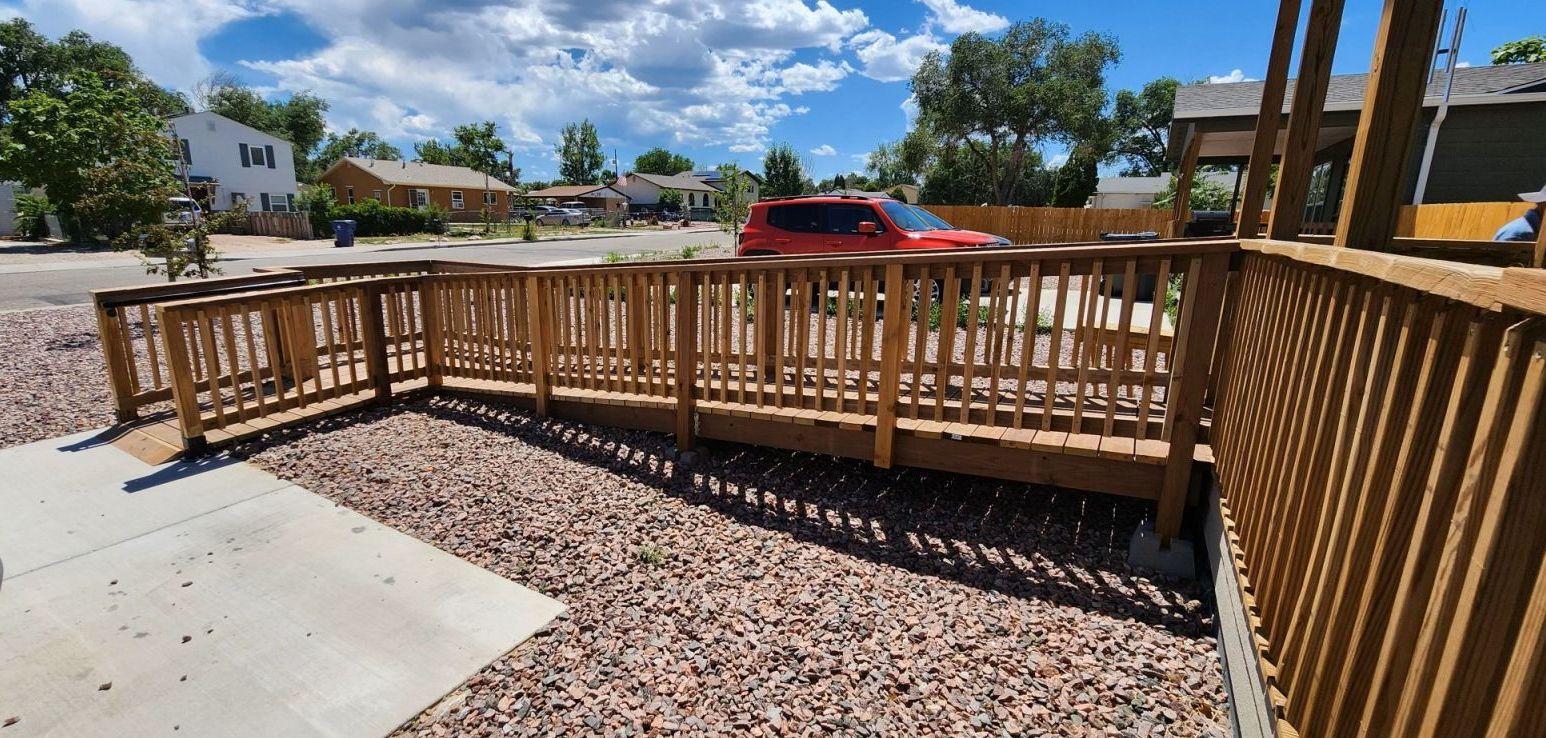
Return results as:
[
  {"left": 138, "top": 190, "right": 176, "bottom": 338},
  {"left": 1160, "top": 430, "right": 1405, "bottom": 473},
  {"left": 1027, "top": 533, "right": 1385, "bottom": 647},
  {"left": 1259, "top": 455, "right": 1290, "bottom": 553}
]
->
[{"left": 637, "top": 544, "right": 667, "bottom": 566}]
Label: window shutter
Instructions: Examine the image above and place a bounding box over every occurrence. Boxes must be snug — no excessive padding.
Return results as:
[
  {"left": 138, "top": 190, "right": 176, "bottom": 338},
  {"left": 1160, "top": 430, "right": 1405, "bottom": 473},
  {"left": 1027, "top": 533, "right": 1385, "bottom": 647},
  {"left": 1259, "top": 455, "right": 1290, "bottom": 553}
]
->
[
  {"left": 239, "top": 143, "right": 251, "bottom": 168},
  {"left": 264, "top": 145, "right": 276, "bottom": 169},
  {"left": 286, "top": 194, "right": 295, "bottom": 211},
  {"left": 260, "top": 193, "right": 271, "bottom": 212},
  {"left": 180, "top": 139, "right": 191, "bottom": 165}
]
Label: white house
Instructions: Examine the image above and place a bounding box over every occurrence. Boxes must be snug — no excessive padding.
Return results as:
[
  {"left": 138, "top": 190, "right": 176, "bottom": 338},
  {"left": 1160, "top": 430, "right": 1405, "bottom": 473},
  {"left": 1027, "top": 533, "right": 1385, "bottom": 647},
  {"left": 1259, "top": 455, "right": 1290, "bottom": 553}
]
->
[
  {"left": 611, "top": 172, "right": 721, "bottom": 211},
  {"left": 1088, "top": 171, "right": 1244, "bottom": 209},
  {"left": 168, "top": 111, "right": 298, "bottom": 212},
  {"left": 675, "top": 169, "right": 762, "bottom": 203}
]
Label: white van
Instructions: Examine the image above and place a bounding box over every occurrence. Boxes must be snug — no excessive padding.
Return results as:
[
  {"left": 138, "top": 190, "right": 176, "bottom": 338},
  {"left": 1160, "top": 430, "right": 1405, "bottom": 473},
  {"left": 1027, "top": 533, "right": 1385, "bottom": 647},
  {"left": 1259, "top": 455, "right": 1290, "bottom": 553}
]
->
[{"left": 163, "top": 196, "right": 202, "bottom": 227}]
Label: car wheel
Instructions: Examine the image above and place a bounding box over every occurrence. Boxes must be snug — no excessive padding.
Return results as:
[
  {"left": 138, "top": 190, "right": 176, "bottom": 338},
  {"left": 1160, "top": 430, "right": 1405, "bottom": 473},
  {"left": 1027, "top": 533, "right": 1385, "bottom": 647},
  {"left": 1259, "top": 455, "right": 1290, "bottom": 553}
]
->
[
  {"left": 561, "top": 218, "right": 570, "bottom": 226},
  {"left": 912, "top": 278, "right": 945, "bottom": 305}
]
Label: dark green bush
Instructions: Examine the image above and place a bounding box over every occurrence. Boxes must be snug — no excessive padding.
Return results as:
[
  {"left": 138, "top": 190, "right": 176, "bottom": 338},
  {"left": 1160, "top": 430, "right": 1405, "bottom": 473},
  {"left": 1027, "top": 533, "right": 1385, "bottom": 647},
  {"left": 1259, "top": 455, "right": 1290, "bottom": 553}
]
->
[{"left": 326, "top": 199, "right": 447, "bottom": 236}]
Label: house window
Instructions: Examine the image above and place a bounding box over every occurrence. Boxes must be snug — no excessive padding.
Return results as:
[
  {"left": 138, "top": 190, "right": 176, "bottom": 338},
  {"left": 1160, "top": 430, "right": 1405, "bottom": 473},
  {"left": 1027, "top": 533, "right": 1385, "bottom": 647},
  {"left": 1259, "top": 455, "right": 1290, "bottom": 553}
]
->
[
  {"left": 250, "top": 146, "right": 267, "bottom": 167},
  {"left": 411, "top": 189, "right": 429, "bottom": 208},
  {"left": 451, "top": 191, "right": 464, "bottom": 210},
  {"left": 268, "top": 193, "right": 291, "bottom": 212},
  {"left": 230, "top": 192, "right": 246, "bottom": 208},
  {"left": 484, "top": 191, "right": 497, "bottom": 206},
  {"left": 346, "top": 186, "right": 355, "bottom": 205},
  {"left": 373, "top": 190, "right": 383, "bottom": 202},
  {"left": 687, "top": 193, "right": 695, "bottom": 207}
]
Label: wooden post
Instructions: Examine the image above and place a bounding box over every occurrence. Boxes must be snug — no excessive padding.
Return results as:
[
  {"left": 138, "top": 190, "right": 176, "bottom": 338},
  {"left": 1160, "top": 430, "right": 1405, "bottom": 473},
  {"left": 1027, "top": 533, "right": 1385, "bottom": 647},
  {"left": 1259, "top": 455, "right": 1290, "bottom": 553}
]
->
[
  {"left": 673, "top": 272, "right": 697, "bottom": 451},
  {"left": 1236, "top": 0, "right": 1301, "bottom": 239},
  {"left": 525, "top": 274, "right": 550, "bottom": 416},
  {"left": 873, "top": 263, "right": 906, "bottom": 468},
  {"left": 421, "top": 276, "right": 444, "bottom": 386},
  {"left": 94, "top": 302, "right": 138, "bottom": 423},
  {"left": 157, "top": 306, "right": 206, "bottom": 454},
  {"left": 1154, "top": 252, "right": 1232, "bottom": 542},
  {"left": 1534, "top": 212, "right": 1545, "bottom": 268},
  {"left": 1334, "top": 0, "right": 1446, "bottom": 251},
  {"left": 358, "top": 284, "right": 392, "bottom": 403},
  {"left": 1171, "top": 127, "right": 1202, "bottom": 237},
  {"left": 1267, "top": 0, "right": 1347, "bottom": 241}
]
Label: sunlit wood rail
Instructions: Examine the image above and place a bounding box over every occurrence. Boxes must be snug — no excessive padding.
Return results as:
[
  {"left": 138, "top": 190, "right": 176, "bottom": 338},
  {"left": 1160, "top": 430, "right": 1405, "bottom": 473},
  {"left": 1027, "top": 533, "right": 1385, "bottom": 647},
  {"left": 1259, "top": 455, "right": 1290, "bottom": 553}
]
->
[
  {"left": 101, "top": 240, "right": 1232, "bottom": 537},
  {"left": 1210, "top": 239, "right": 1546, "bottom": 737}
]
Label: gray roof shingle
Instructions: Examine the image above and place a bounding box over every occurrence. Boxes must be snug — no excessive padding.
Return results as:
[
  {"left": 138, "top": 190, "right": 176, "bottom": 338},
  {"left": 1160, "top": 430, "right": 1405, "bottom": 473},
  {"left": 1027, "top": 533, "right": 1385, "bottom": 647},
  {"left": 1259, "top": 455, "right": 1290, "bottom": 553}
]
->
[
  {"left": 1175, "top": 62, "right": 1546, "bottom": 117},
  {"left": 339, "top": 158, "right": 517, "bottom": 190}
]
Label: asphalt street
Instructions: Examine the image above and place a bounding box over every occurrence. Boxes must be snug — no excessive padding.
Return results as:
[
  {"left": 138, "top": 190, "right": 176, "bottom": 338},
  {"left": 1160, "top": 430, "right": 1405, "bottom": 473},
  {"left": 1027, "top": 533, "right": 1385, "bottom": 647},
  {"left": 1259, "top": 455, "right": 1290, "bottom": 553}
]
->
[{"left": 0, "top": 228, "right": 732, "bottom": 311}]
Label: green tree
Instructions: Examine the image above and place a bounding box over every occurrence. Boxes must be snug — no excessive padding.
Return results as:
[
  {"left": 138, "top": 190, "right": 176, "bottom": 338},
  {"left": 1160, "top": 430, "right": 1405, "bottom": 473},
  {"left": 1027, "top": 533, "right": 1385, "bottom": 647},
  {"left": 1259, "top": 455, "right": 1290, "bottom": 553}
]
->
[
  {"left": 1151, "top": 173, "right": 1234, "bottom": 211},
  {"left": 864, "top": 140, "right": 918, "bottom": 186},
  {"left": 633, "top": 146, "right": 694, "bottom": 175},
  {"left": 712, "top": 164, "right": 751, "bottom": 237},
  {"left": 1491, "top": 35, "right": 1545, "bottom": 64},
  {"left": 0, "top": 20, "right": 186, "bottom": 121},
  {"left": 910, "top": 19, "right": 1119, "bottom": 205},
  {"left": 657, "top": 188, "right": 683, "bottom": 211},
  {"left": 315, "top": 128, "right": 401, "bottom": 167},
  {"left": 1049, "top": 151, "right": 1098, "bottom": 207},
  {"left": 761, "top": 143, "right": 805, "bottom": 197},
  {"left": 413, "top": 138, "right": 456, "bottom": 165},
  {"left": 450, "top": 121, "right": 509, "bottom": 179},
  {"left": 0, "top": 71, "right": 176, "bottom": 240},
  {"left": 556, "top": 119, "right": 604, "bottom": 184},
  {"left": 918, "top": 143, "right": 1051, "bottom": 205},
  {"left": 1107, "top": 77, "right": 1177, "bottom": 176}
]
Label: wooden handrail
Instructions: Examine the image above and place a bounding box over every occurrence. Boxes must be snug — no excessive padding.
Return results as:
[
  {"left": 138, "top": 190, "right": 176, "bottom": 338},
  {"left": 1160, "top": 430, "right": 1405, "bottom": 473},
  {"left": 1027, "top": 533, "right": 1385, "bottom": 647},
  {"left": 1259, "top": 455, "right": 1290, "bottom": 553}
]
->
[{"left": 1242, "top": 238, "right": 1508, "bottom": 310}]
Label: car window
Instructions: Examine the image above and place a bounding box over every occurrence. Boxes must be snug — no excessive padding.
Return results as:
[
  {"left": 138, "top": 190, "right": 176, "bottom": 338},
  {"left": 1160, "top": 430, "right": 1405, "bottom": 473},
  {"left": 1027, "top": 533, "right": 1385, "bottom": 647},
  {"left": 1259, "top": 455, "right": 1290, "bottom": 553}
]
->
[
  {"left": 765, "top": 203, "right": 822, "bottom": 233},
  {"left": 825, "top": 204, "right": 883, "bottom": 234},
  {"left": 880, "top": 200, "right": 932, "bottom": 231},
  {"left": 909, "top": 205, "right": 956, "bottom": 230}
]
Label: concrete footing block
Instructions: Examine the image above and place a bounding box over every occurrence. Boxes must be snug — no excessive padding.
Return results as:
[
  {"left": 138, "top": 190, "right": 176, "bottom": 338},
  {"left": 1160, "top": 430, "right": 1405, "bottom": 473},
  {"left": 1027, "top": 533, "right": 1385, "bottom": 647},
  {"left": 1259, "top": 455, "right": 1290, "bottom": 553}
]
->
[{"left": 1127, "top": 521, "right": 1196, "bottom": 579}]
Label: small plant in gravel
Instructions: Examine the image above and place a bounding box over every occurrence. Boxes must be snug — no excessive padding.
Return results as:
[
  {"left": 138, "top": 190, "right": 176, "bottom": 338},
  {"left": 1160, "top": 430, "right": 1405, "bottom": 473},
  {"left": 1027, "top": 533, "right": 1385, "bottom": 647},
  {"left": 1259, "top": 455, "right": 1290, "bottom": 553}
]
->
[
  {"left": 678, "top": 243, "right": 706, "bottom": 259},
  {"left": 602, "top": 251, "right": 627, "bottom": 263},
  {"left": 636, "top": 544, "right": 667, "bottom": 566}
]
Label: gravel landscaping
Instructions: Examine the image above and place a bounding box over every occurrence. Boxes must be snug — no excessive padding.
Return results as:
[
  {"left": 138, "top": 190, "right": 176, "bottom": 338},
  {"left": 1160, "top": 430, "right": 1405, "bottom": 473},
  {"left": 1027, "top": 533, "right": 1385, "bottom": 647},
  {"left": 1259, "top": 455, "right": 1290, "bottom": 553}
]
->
[
  {"left": 0, "top": 305, "right": 116, "bottom": 446},
  {"left": 232, "top": 395, "right": 1229, "bottom": 737}
]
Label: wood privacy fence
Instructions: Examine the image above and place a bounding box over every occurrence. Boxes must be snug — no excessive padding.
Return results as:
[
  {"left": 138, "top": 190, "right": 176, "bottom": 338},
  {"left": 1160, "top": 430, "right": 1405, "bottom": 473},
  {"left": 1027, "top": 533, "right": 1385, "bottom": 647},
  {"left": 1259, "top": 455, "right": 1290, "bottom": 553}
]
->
[
  {"left": 920, "top": 205, "right": 1177, "bottom": 243},
  {"left": 243, "top": 211, "right": 314, "bottom": 240},
  {"left": 1211, "top": 240, "right": 1546, "bottom": 737}
]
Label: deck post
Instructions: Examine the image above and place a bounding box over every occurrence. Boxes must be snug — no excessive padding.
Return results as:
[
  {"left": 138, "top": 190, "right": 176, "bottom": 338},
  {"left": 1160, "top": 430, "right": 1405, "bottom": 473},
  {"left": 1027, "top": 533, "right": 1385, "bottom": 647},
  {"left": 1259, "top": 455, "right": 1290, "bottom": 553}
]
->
[
  {"left": 525, "top": 274, "right": 551, "bottom": 417},
  {"left": 157, "top": 305, "right": 206, "bottom": 454},
  {"left": 674, "top": 272, "right": 697, "bottom": 451},
  {"left": 1237, "top": 0, "right": 1302, "bottom": 239},
  {"left": 1534, "top": 215, "right": 1546, "bottom": 269},
  {"left": 1334, "top": 0, "right": 1446, "bottom": 251},
  {"left": 94, "top": 302, "right": 138, "bottom": 423},
  {"left": 1171, "top": 126, "right": 1201, "bottom": 237},
  {"left": 1155, "top": 251, "right": 1232, "bottom": 542},
  {"left": 421, "top": 276, "right": 444, "bottom": 387},
  {"left": 873, "top": 263, "right": 906, "bottom": 468},
  {"left": 1267, "top": 0, "right": 1347, "bottom": 241},
  {"left": 359, "top": 283, "right": 392, "bottom": 403}
]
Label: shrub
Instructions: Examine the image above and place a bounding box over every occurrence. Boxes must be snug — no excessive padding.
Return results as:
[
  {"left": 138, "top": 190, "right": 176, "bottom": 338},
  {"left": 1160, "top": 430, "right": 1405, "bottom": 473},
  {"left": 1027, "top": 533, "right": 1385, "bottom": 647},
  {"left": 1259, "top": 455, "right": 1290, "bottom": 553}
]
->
[
  {"left": 326, "top": 199, "right": 448, "bottom": 237},
  {"left": 13, "top": 193, "right": 53, "bottom": 240}
]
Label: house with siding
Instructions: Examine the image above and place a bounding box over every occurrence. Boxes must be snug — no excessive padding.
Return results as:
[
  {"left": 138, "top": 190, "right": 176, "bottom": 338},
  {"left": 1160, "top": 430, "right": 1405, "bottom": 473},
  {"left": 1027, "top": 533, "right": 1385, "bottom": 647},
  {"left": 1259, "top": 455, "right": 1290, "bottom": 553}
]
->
[
  {"left": 1168, "top": 62, "right": 1546, "bottom": 222},
  {"left": 522, "top": 184, "right": 631, "bottom": 213},
  {"left": 168, "top": 111, "right": 298, "bottom": 212},
  {"left": 317, "top": 158, "right": 518, "bottom": 214}
]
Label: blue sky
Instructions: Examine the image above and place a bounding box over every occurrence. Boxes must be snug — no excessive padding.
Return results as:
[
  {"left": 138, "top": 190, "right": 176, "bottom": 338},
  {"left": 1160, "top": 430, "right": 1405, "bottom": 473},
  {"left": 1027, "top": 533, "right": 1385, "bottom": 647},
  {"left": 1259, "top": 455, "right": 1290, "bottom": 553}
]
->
[{"left": 4, "top": 0, "right": 1541, "bottom": 181}]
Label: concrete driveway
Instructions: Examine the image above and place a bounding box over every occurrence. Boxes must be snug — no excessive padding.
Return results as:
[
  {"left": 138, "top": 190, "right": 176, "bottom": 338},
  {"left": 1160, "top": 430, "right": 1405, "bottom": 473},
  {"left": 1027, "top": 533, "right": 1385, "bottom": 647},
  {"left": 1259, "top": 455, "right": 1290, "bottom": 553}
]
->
[{"left": 0, "top": 430, "right": 565, "bottom": 737}]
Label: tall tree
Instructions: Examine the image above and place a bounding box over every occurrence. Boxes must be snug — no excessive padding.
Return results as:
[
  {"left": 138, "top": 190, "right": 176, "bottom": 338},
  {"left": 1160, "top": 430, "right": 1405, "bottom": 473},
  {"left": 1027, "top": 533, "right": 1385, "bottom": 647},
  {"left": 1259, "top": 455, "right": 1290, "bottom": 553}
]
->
[
  {"left": 200, "top": 74, "right": 328, "bottom": 178},
  {"left": 761, "top": 143, "right": 804, "bottom": 197},
  {"left": 633, "top": 146, "right": 694, "bottom": 175},
  {"left": 316, "top": 128, "right": 401, "bottom": 166},
  {"left": 1049, "top": 152, "right": 1099, "bottom": 207},
  {"left": 0, "top": 70, "right": 176, "bottom": 239},
  {"left": 413, "top": 139, "right": 456, "bottom": 165},
  {"left": 1491, "top": 35, "right": 1545, "bottom": 64},
  {"left": 556, "top": 119, "right": 604, "bottom": 184},
  {"left": 910, "top": 19, "right": 1119, "bottom": 205},
  {"left": 864, "top": 140, "right": 918, "bottom": 186},
  {"left": 0, "top": 20, "right": 185, "bottom": 121},
  {"left": 450, "top": 121, "right": 509, "bottom": 179},
  {"left": 1107, "top": 77, "right": 1177, "bottom": 176}
]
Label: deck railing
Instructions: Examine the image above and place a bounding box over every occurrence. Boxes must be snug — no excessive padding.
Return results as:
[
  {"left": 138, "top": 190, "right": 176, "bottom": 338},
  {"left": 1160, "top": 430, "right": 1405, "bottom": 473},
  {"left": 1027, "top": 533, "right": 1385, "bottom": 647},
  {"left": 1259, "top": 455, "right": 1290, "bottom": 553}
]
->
[{"left": 1210, "top": 239, "right": 1546, "bottom": 737}]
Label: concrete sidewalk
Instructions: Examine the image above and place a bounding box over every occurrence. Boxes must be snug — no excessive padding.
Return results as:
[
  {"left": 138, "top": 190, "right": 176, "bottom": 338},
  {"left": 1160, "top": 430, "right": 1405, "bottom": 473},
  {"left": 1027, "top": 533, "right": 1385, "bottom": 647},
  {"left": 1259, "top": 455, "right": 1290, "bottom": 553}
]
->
[{"left": 0, "top": 430, "right": 564, "bottom": 737}]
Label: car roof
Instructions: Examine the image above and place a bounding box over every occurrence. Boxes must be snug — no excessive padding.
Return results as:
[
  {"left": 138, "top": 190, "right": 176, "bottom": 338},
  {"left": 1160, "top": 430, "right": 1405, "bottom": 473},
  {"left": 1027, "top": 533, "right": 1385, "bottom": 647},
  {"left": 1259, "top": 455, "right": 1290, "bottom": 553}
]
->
[{"left": 753, "top": 195, "right": 883, "bottom": 207}]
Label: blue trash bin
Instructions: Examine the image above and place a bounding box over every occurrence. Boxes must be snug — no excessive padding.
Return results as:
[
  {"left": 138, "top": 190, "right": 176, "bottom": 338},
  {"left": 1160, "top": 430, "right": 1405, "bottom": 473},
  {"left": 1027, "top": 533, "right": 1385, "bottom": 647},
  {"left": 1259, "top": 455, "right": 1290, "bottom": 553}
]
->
[{"left": 332, "top": 219, "right": 357, "bottom": 248}]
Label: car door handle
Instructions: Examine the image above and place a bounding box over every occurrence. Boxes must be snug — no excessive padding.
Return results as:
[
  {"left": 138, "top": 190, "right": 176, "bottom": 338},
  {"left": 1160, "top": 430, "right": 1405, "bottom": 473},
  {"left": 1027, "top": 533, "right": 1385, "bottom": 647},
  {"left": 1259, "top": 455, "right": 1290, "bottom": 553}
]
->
[
  {"left": 774, "top": 238, "right": 791, "bottom": 244},
  {"left": 824, "top": 240, "right": 843, "bottom": 246}
]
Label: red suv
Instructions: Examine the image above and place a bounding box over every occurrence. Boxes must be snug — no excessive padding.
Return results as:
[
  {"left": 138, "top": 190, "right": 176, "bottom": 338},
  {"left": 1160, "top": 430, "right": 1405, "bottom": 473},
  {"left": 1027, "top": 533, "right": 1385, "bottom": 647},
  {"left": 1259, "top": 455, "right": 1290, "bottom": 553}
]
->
[{"left": 736, "top": 195, "right": 1010, "bottom": 257}]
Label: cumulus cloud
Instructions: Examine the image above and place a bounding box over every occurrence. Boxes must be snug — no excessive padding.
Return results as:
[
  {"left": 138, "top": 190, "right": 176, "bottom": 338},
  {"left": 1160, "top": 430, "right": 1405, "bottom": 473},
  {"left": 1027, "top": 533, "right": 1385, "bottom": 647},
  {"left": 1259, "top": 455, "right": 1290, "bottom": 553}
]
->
[
  {"left": 849, "top": 29, "right": 948, "bottom": 82},
  {"left": 917, "top": 0, "right": 1009, "bottom": 34},
  {"left": 1207, "top": 69, "right": 1258, "bottom": 84},
  {"left": 810, "top": 144, "right": 836, "bottom": 156}
]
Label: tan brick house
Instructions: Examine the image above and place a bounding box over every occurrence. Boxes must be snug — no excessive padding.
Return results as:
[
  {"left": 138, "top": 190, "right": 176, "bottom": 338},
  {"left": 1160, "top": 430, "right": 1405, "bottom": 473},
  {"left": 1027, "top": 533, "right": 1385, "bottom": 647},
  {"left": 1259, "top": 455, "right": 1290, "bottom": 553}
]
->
[{"left": 318, "top": 158, "right": 518, "bottom": 215}]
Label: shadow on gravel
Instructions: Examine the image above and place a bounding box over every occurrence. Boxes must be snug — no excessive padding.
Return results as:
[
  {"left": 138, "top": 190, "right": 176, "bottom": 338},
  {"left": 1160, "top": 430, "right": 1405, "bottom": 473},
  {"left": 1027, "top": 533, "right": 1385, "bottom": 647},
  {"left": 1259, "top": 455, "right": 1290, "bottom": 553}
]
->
[{"left": 235, "top": 394, "right": 1210, "bottom": 639}]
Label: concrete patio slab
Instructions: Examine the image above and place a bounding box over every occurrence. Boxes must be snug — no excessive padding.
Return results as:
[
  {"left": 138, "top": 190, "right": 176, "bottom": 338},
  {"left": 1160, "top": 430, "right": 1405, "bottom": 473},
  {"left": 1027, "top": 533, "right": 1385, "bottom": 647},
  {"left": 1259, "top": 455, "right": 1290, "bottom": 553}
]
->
[{"left": 0, "top": 432, "right": 565, "bottom": 737}]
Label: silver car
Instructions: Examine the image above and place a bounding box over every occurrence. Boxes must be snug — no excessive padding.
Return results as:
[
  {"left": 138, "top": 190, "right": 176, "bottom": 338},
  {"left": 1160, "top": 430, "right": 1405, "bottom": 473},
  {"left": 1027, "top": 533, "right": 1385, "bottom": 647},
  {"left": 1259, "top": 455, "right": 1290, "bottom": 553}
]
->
[{"left": 520, "top": 205, "right": 591, "bottom": 226}]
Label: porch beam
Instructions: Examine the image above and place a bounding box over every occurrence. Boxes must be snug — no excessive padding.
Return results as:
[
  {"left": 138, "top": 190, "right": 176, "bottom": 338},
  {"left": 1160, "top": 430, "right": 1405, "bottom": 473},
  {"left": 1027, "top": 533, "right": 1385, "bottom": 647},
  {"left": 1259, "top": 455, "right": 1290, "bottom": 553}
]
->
[
  {"left": 1267, "top": 0, "right": 1347, "bottom": 241},
  {"left": 1334, "top": 0, "right": 1446, "bottom": 251},
  {"left": 1236, "top": 0, "right": 1302, "bottom": 239},
  {"left": 1172, "top": 126, "right": 1202, "bottom": 237}
]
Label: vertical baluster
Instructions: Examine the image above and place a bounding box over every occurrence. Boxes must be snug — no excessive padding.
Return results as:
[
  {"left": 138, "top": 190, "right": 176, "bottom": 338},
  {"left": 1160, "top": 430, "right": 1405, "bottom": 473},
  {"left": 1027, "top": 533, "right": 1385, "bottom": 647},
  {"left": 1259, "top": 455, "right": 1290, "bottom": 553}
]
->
[
  {"left": 140, "top": 303, "right": 162, "bottom": 389},
  {"left": 958, "top": 263, "right": 983, "bottom": 424},
  {"left": 1042, "top": 262, "right": 1071, "bottom": 430},
  {"left": 737, "top": 271, "right": 749, "bottom": 404},
  {"left": 935, "top": 266, "right": 959, "bottom": 422},
  {"left": 218, "top": 305, "right": 247, "bottom": 420},
  {"left": 197, "top": 308, "right": 226, "bottom": 428},
  {"left": 1013, "top": 262, "right": 1043, "bottom": 429},
  {"left": 910, "top": 266, "right": 932, "bottom": 420}
]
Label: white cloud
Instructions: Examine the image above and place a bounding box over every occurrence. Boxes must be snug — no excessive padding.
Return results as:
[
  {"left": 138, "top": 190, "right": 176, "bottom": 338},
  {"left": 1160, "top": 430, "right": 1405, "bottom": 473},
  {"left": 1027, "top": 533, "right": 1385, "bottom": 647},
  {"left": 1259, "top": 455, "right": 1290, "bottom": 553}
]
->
[
  {"left": 1455, "top": 60, "right": 1472, "bottom": 69},
  {"left": 1047, "top": 152, "right": 1070, "bottom": 168},
  {"left": 779, "top": 60, "right": 852, "bottom": 94},
  {"left": 810, "top": 144, "right": 836, "bottom": 156},
  {"left": 1207, "top": 69, "right": 1258, "bottom": 84},
  {"left": 849, "top": 29, "right": 948, "bottom": 82},
  {"left": 917, "top": 0, "right": 1009, "bottom": 34}
]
